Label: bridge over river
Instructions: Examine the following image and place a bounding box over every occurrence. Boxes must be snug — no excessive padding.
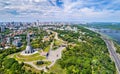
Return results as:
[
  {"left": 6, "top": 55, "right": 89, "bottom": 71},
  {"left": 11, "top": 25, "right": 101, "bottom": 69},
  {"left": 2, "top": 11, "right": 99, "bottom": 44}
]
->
[{"left": 88, "top": 28, "right": 120, "bottom": 33}]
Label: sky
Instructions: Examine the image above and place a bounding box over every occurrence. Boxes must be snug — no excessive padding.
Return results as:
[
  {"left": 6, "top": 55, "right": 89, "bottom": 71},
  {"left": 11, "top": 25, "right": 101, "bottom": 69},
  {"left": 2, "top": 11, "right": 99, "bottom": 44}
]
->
[{"left": 0, "top": 0, "right": 120, "bottom": 22}]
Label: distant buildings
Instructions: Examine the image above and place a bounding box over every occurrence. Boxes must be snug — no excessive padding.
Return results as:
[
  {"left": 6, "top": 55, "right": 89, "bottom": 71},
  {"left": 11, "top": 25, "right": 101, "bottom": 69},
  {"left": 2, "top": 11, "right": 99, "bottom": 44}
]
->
[
  {"left": 0, "top": 21, "right": 78, "bottom": 51},
  {"left": 57, "top": 25, "right": 78, "bottom": 32},
  {"left": 12, "top": 39, "right": 22, "bottom": 47},
  {"left": 0, "top": 25, "right": 5, "bottom": 32}
]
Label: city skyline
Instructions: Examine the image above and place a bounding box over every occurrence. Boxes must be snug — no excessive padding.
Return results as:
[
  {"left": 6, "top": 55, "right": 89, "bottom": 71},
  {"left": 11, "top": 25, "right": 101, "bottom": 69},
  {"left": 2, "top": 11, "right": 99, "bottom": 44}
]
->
[{"left": 0, "top": 0, "right": 120, "bottom": 22}]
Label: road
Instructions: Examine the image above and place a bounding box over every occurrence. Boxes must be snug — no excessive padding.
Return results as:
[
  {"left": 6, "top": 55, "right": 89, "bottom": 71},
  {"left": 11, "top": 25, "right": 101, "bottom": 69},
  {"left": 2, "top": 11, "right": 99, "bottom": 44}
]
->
[
  {"left": 102, "top": 36, "right": 120, "bottom": 74},
  {"left": 86, "top": 27, "right": 120, "bottom": 73}
]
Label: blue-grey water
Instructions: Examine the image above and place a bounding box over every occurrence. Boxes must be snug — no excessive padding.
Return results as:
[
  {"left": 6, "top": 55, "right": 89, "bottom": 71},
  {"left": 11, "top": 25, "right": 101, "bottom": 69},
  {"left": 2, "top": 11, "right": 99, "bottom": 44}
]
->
[
  {"left": 88, "top": 27, "right": 120, "bottom": 44},
  {"left": 99, "top": 29, "right": 120, "bottom": 44}
]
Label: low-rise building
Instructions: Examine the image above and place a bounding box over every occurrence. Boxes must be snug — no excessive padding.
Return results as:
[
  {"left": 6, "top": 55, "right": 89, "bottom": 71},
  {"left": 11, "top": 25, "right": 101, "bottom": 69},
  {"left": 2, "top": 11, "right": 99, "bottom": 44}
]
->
[
  {"left": 12, "top": 39, "right": 22, "bottom": 47},
  {"left": 0, "top": 25, "right": 5, "bottom": 32}
]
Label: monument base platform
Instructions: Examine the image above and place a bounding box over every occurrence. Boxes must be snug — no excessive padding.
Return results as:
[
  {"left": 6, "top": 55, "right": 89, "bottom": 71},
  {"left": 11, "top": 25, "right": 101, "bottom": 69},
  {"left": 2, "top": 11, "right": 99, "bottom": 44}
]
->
[{"left": 21, "top": 50, "right": 38, "bottom": 56}]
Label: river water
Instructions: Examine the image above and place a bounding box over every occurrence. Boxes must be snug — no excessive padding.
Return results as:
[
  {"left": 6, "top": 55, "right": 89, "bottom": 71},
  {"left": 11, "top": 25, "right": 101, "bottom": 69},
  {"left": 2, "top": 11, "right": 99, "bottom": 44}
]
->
[
  {"left": 97, "top": 28, "right": 120, "bottom": 44},
  {"left": 88, "top": 27, "right": 120, "bottom": 44}
]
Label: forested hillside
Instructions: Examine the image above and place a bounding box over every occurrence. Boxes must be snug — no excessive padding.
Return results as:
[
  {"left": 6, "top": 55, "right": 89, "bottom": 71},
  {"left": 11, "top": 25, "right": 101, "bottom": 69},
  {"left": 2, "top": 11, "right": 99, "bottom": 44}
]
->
[{"left": 50, "top": 26, "right": 116, "bottom": 74}]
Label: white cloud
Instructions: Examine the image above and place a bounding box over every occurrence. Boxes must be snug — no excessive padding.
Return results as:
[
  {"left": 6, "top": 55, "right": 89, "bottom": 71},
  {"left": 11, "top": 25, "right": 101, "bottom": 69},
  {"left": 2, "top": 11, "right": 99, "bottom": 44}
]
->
[{"left": 0, "top": 0, "right": 120, "bottom": 22}]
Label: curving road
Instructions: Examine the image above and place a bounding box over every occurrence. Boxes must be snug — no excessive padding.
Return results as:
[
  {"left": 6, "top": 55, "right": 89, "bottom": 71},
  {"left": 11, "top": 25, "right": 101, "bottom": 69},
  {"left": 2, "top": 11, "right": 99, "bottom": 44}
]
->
[{"left": 102, "top": 36, "right": 120, "bottom": 74}]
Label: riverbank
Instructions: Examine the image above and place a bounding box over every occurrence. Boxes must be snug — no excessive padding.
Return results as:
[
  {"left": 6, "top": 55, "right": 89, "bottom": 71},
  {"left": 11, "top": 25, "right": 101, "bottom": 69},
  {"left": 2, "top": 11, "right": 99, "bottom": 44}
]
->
[
  {"left": 100, "top": 32, "right": 120, "bottom": 53},
  {"left": 87, "top": 27, "right": 120, "bottom": 53}
]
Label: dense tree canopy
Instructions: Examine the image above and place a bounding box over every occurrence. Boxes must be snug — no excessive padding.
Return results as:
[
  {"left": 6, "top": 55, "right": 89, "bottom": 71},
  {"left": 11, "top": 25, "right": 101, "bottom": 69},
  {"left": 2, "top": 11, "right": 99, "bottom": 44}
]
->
[{"left": 54, "top": 26, "right": 116, "bottom": 74}]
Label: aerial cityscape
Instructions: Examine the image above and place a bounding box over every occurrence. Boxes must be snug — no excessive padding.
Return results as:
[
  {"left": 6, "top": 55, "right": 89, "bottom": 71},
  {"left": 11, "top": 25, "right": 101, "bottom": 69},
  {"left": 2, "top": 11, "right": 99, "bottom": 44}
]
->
[{"left": 0, "top": 0, "right": 120, "bottom": 74}]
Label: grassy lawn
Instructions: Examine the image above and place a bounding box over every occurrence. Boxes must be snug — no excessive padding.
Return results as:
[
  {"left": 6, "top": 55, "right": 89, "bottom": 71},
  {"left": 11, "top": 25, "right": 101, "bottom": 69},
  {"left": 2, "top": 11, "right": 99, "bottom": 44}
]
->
[
  {"left": 52, "top": 39, "right": 63, "bottom": 50},
  {"left": 23, "top": 63, "right": 43, "bottom": 73},
  {"left": 14, "top": 53, "right": 46, "bottom": 62},
  {"left": 44, "top": 45, "right": 50, "bottom": 52},
  {"left": 49, "top": 63, "right": 66, "bottom": 74},
  {"left": 54, "top": 39, "right": 63, "bottom": 46},
  {"left": 7, "top": 52, "right": 19, "bottom": 58}
]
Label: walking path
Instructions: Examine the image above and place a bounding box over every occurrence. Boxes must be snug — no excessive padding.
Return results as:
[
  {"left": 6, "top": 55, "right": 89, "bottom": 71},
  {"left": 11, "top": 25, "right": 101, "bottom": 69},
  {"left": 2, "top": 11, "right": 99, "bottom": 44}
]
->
[
  {"left": 47, "top": 47, "right": 65, "bottom": 68},
  {"left": 24, "top": 46, "right": 65, "bottom": 72}
]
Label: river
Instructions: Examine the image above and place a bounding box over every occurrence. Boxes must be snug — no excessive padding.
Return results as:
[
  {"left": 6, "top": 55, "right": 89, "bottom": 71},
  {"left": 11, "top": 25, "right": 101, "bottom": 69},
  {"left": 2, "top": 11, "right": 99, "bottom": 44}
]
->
[
  {"left": 102, "top": 31, "right": 120, "bottom": 44},
  {"left": 87, "top": 27, "right": 120, "bottom": 44},
  {"left": 91, "top": 28, "right": 120, "bottom": 44}
]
